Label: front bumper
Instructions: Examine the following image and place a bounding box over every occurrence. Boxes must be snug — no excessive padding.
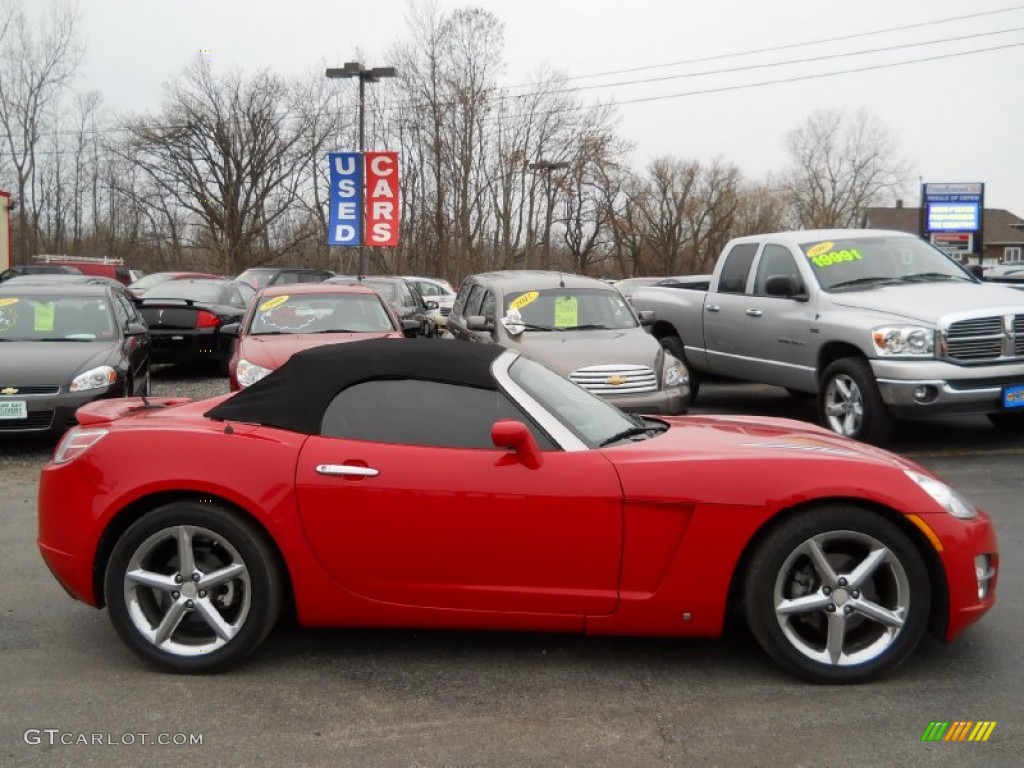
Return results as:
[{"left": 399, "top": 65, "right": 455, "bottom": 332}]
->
[
  {"left": 602, "top": 386, "right": 689, "bottom": 415},
  {"left": 872, "top": 358, "right": 1024, "bottom": 417},
  {"left": 0, "top": 385, "right": 121, "bottom": 437},
  {"left": 928, "top": 511, "right": 999, "bottom": 642}
]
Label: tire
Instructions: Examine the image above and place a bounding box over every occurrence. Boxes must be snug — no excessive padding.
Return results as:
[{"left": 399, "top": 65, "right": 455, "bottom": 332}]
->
[
  {"left": 104, "top": 502, "right": 282, "bottom": 673},
  {"left": 818, "top": 357, "right": 893, "bottom": 444},
  {"left": 744, "top": 505, "right": 930, "bottom": 683},
  {"left": 987, "top": 411, "right": 1024, "bottom": 431},
  {"left": 660, "top": 334, "right": 700, "bottom": 402}
]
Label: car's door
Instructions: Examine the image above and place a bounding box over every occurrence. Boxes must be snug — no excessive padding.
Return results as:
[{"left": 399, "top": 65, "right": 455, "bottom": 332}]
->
[
  {"left": 294, "top": 378, "right": 624, "bottom": 616},
  {"left": 730, "top": 243, "right": 818, "bottom": 389},
  {"left": 702, "top": 242, "right": 758, "bottom": 379}
]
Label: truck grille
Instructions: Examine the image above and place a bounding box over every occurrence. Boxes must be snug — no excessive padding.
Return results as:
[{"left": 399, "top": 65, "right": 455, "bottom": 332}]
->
[
  {"left": 569, "top": 365, "right": 658, "bottom": 395},
  {"left": 944, "top": 314, "right": 1024, "bottom": 362}
]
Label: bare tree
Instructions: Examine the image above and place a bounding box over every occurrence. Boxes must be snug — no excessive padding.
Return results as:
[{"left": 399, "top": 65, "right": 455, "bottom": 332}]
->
[
  {"left": 116, "top": 57, "right": 312, "bottom": 275},
  {"left": 782, "top": 109, "right": 913, "bottom": 228},
  {"left": 0, "top": 0, "right": 81, "bottom": 260}
]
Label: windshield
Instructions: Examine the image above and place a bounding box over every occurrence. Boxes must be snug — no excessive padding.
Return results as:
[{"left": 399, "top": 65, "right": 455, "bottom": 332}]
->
[
  {"left": 508, "top": 355, "right": 644, "bottom": 447},
  {"left": 799, "top": 236, "right": 974, "bottom": 291},
  {"left": 249, "top": 292, "right": 396, "bottom": 334},
  {"left": 361, "top": 280, "right": 398, "bottom": 302},
  {"left": 146, "top": 280, "right": 236, "bottom": 304},
  {"left": 501, "top": 287, "right": 638, "bottom": 331},
  {"left": 0, "top": 294, "right": 115, "bottom": 341}
]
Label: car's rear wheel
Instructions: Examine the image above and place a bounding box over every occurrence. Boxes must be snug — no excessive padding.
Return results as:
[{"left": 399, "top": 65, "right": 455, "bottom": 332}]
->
[
  {"left": 659, "top": 334, "right": 700, "bottom": 401},
  {"left": 104, "top": 502, "right": 282, "bottom": 673},
  {"left": 744, "top": 506, "right": 930, "bottom": 683},
  {"left": 818, "top": 357, "right": 893, "bottom": 444}
]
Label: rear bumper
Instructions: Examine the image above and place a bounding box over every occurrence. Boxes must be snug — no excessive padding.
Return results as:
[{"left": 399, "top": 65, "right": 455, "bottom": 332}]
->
[{"left": 150, "top": 328, "right": 230, "bottom": 364}]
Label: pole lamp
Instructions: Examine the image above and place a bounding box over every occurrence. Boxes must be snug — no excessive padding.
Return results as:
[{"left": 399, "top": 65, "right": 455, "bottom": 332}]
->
[
  {"left": 529, "top": 160, "right": 570, "bottom": 270},
  {"left": 326, "top": 62, "right": 398, "bottom": 277}
]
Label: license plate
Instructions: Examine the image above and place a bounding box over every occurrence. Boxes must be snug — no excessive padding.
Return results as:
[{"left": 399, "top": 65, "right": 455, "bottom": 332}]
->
[
  {"left": 0, "top": 400, "right": 27, "bottom": 420},
  {"left": 1003, "top": 384, "right": 1024, "bottom": 409}
]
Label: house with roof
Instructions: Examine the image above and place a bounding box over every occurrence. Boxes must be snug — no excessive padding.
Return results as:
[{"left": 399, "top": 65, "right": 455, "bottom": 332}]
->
[{"left": 861, "top": 203, "right": 1024, "bottom": 268}]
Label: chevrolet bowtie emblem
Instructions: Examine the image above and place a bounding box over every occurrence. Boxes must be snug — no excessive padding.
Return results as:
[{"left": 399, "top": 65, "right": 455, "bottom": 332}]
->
[
  {"left": 1, "top": 387, "right": 18, "bottom": 395},
  {"left": 605, "top": 375, "right": 627, "bottom": 386}
]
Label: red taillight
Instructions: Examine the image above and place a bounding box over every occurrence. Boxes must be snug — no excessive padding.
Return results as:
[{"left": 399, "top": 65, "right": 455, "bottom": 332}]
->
[{"left": 195, "top": 310, "right": 221, "bottom": 328}]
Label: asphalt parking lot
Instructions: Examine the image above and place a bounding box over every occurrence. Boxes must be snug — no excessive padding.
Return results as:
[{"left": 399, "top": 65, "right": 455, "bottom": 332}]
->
[{"left": 2, "top": 366, "right": 1022, "bottom": 766}]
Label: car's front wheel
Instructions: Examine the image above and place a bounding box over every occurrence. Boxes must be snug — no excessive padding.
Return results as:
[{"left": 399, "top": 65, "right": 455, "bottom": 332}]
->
[
  {"left": 104, "top": 502, "right": 282, "bottom": 673},
  {"left": 818, "top": 357, "right": 893, "bottom": 444},
  {"left": 744, "top": 506, "right": 930, "bottom": 683}
]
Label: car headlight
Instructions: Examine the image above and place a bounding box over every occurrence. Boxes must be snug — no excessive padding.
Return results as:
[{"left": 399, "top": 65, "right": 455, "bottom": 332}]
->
[
  {"left": 871, "top": 326, "right": 935, "bottom": 357},
  {"left": 70, "top": 365, "right": 117, "bottom": 392},
  {"left": 663, "top": 359, "right": 688, "bottom": 388},
  {"left": 236, "top": 359, "right": 273, "bottom": 388},
  {"left": 905, "top": 470, "right": 978, "bottom": 519}
]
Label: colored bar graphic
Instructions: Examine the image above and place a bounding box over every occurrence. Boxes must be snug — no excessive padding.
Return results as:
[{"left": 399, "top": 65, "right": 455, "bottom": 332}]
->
[{"left": 921, "top": 720, "right": 996, "bottom": 742}]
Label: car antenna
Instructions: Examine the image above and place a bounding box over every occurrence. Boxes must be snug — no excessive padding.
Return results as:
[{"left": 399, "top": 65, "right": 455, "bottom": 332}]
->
[{"left": 558, "top": 272, "right": 565, "bottom": 288}]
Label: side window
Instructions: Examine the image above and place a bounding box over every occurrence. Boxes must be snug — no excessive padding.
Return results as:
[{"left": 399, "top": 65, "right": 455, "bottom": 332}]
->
[
  {"left": 321, "top": 379, "right": 556, "bottom": 449},
  {"left": 464, "top": 284, "right": 485, "bottom": 317},
  {"left": 451, "top": 280, "right": 473, "bottom": 317},
  {"left": 479, "top": 291, "right": 496, "bottom": 322},
  {"left": 717, "top": 243, "right": 758, "bottom": 294},
  {"left": 753, "top": 244, "right": 804, "bottom": 296},
  {"left": 111, "top": 293, "right": 132, "bottom": 328}
]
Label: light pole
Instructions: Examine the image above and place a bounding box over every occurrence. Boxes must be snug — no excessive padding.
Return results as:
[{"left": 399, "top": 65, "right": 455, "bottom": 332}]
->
[
  {"left": 529, "top": 160, "right": 569, "bottom": 270},
  {"left": 326, "top": 62, "right": 397, "bottom": 277}
]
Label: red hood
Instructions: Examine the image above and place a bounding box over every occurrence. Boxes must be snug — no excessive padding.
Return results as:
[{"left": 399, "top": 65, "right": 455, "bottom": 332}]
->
[
  {"left": 602, "top": 414, "right": 925, "bottom": 507},
  {"left": 238, "top": 332, "right": 403, "bottom": 369}
]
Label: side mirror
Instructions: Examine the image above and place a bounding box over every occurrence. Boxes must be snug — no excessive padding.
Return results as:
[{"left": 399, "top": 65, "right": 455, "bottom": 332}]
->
[
  {"left": 637, "top": 310, "right": 656, "bottom": 326},
  {"left": 467, "top": 315, "right": 494, "bottom": 332},
  {"left": 220, "top": 322, "right": 241, "bottom": 337},
  {"left": 125, "top": 322, "right": 148, "bottom": 337},
  {"left": 765, "top": 275, "right": 808, "bottom": 301},
  {"left": 401, "top": 319, "right": 420, "bottom": 338},
  {"left": 491, "top": 419, "right": 543, "bottom": 469},
  {"left": 425, "top": 300, "right": 439, "bottom": 311}
]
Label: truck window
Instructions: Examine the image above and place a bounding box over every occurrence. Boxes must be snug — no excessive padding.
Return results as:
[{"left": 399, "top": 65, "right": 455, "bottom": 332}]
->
[
  {"left": 753, "top": 244, "right": 803, "bottom": 295},
  {"left": 718, "top": 243, "right": 758, "bottom": 294}
]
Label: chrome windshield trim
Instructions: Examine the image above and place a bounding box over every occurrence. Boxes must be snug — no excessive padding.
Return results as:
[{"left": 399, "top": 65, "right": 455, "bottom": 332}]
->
[{"left": 490, "top": 350, "right": 589, "bottom": 453}]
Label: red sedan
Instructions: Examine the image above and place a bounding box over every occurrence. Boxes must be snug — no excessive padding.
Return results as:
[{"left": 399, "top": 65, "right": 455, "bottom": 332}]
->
[
  {"left": 224, "top": 283, "right": 416, "bottom": 390},
  {"left": 37, "top": 340, "right": 998, "bottom": 682}
]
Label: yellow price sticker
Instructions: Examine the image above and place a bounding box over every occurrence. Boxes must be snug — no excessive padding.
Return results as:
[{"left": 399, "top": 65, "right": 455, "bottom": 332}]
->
[
  {"left": 806, "top": 241, "right": 834, "bottom": 259},
  {"left": 259, "top": 295, "right": 290, "bottom": 312},
  {"left": 34, "top": 302, "right": 55, "bottom": 331},
  {"left": 0, "top": 297, "right": 19, "bottom": 308},
  {"left": 554, "top": 296, "right": 578, "bottom": 327},
  {"left": 509, "top": 291, "right": 539, "bottom": 311}
]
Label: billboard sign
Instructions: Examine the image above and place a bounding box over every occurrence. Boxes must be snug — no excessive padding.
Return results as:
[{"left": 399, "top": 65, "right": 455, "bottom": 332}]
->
[
  {"left": 326, "top": 152, "right": 400, "bottom": 247},
  {"left": 923, "top": 182, "right": 983, "bottom": 234}
]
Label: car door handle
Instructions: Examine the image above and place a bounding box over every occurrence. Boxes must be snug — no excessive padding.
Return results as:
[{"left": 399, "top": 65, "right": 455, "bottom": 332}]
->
[
  {"left": 745, "top": 309, "right": 763, "bottom": 317},
  {"left": 315, "top": 464, "right": 379, "bottom": 477},
  {"left": 705, "top": 304, "right": 720, "bottom": 312}
]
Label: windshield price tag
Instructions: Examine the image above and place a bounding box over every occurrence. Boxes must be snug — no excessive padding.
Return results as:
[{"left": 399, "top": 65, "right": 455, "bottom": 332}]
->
[{"left": 554, "top": 296, "right": 578, "bottom": 327}]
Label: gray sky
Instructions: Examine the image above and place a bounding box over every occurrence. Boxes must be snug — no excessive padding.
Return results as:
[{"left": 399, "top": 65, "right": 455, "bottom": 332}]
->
[{"left": 77, "top": 0, "right": 1024, "bottom": 214}]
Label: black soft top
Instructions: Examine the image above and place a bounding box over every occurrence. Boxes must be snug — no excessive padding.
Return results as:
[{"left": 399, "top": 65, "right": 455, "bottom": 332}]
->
[{"left": 205, "top": 338, "right": 503, "bottom": 434}]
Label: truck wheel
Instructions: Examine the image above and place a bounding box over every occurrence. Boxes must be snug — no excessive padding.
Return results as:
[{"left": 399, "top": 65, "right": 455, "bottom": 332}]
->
[
  {"left": 660, "top": 335, "right": 700, "bottom": 401},
  {"left": 818, "top": 358, "right": 893, "bottom": 444}
]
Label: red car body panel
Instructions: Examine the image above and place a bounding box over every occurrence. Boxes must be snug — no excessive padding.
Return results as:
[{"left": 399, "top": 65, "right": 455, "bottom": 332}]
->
[{"left": 38, "top": 402, "right": 996, "bottom": 643}]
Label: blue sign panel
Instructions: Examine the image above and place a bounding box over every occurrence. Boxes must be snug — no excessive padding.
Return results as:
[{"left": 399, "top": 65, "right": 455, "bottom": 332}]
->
[
  {"left": 928, "top": 202, "right": 980, "bottom": 231},
  {"left": 327, "top": 152, "right": 362, "bottom": 246}
]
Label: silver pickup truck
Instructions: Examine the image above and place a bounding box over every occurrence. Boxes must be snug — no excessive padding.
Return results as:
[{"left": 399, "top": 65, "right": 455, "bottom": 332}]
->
[{"left": 630, "top": 228, "right": 1024, "bottom": 443}]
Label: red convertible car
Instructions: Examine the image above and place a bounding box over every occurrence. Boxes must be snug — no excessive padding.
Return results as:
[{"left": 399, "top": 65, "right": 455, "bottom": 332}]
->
[{"left": 37, "top": 340, "right": 998, "bottom": 682}]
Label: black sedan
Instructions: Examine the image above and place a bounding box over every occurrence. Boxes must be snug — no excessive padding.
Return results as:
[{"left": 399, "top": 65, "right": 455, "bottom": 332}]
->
[
  {"left": 325, "top": 275, "right": 437, "bottom": 336},
  {"left": 0, "top": 283, "right": 151, "bottom": 438},
  {"left": 136, "top": 278, "right": 256, "bottom": 369}
]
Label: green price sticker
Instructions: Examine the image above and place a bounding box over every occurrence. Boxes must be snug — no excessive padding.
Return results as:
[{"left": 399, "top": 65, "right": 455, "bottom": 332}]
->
[
  {"left": 554, "top": 296, "right": 578, "bottom": 327},
  {"left": 34, "top": 302, "right": 55, "bottom": 331}
]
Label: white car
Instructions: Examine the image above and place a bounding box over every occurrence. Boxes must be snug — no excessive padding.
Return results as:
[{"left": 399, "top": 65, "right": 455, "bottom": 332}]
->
[{"left": 404, "top": 276, "right": 456, "bottom": 330}]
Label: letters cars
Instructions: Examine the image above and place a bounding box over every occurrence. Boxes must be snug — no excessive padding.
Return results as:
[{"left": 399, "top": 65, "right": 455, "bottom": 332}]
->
[
  {"left": 37, "top": 340, "right": 997, "bottom": 682},
  {"left": 0, "top": 282, "right": 151, "bottom": 438}
]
